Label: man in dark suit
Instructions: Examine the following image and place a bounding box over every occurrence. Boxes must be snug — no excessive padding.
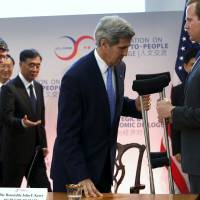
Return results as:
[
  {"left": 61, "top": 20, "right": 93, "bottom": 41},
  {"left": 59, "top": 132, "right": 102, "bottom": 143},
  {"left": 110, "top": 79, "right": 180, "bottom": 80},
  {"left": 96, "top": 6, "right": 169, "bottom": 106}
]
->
[
  {"left": 0, "top": 49, "right": 51, "bottom": 190},
  {"left": 51, "top": 15, "right": 150, "bottom": 196},
  {"left": 171, "top": 48, "right": 198, "bottom": 162},
  {"left": 0, "top": 38, "right": 9, "bottom": 187},
  {"left": 157, "top": 0, "right": 200, "bottom": 193}
]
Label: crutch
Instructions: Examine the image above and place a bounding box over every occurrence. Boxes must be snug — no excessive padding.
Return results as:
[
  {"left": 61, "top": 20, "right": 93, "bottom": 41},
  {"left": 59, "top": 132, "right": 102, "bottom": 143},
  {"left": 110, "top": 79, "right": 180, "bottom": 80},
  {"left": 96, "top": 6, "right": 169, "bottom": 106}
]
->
[
  {"left": 135, "top": 72, "right": 174, "bottom": 194},
  {"left": 132, "top": 73, "right": 174, "bottom": 194}
]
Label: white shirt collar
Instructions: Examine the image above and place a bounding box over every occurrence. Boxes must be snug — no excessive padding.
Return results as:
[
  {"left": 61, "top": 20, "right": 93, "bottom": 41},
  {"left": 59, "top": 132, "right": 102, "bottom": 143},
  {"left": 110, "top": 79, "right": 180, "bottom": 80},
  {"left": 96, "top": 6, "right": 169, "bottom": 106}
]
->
[
  {"left": 94, "top": 49, "right": 109, "bottom": 75},
  {"left": 0, "top": 82, "right": 3, "bottom": 88},
  {"left": 0, "top": 79, "right": 10, "bottom": 88},
  {"left": 19, "top": 72, "right": 34, "bottom": 89},
  {"left": 94, "top": 49, "right": 116, "bottom": 92}
]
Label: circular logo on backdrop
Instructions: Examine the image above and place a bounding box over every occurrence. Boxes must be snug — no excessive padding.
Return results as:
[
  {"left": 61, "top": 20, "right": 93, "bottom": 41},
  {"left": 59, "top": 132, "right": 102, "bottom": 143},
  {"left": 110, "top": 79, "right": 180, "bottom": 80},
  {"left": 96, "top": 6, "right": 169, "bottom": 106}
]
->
[{"left": 54, "top": 35, "right": 95, "bottom": 61}]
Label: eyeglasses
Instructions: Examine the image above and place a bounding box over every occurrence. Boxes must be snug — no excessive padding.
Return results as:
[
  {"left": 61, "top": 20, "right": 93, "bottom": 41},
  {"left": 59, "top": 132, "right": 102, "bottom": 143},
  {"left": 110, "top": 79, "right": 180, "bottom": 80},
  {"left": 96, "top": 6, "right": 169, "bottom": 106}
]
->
[
  {"left": 0, "top": 63, "right": 13, "bottom": 70},
  {"left": 0, "top": 55, "right": 7, "bottom": 63}
]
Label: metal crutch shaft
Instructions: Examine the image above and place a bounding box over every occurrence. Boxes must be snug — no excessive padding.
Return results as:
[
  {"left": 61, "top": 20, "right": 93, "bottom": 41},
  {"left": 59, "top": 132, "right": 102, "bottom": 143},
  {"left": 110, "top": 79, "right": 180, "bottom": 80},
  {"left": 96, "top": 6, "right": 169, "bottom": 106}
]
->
[
  {"left": 140, "top": 96, "right": 155, "bottom": 194},
  {"left": 159, "top": 90, "right": 175, "bottom": 194}
]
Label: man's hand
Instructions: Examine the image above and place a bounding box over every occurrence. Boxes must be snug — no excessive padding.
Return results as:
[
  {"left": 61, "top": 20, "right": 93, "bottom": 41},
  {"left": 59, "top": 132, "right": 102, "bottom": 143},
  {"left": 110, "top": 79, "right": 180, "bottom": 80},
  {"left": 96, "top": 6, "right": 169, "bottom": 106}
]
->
[
  {"left": 156, "top": 99, "right": 174, "bottom": 123},
  {"left": 135, "top": 95, "right": 151, "bottom": 111},
  {"left": 174, "top": 153, "right": 181, "bottom": 163},
  {"left": 79, "top": 179, "right": 103, "bottom": 198},
  {"left": 22, "top": 115, "right": 41, "bottom": 127},
  {"left": 42, "top": 148, "right": 49, "bottom": 157}
]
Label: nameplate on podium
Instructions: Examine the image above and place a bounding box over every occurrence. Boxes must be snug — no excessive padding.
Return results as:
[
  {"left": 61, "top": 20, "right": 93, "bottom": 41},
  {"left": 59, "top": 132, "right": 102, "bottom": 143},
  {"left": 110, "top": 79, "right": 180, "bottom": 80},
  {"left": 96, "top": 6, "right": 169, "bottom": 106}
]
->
[{"left": 0, "top": 188, "right": 47, "bottom": 200}]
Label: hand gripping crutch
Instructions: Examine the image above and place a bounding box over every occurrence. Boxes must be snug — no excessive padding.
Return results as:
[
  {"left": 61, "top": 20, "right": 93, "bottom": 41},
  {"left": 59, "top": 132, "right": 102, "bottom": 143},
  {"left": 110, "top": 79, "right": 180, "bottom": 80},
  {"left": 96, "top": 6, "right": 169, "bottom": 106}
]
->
[{"left": 132, "top": 73, "right": 174, "bottom": 194}]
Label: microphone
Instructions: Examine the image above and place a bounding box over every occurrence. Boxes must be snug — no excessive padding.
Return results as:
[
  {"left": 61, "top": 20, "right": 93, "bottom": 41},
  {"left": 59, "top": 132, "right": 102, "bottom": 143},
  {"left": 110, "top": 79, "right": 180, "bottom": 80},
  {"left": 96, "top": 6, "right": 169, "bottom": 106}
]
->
[{"left": 26, "top": 145, "right": 42, "bottom": 188}]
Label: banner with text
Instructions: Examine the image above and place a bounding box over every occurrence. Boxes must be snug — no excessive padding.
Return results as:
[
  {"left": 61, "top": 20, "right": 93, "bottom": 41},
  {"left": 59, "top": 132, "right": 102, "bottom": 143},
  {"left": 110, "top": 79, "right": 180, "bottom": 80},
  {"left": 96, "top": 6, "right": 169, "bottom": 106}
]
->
[{"left": 0, "top": 11, "right": 183, "bottom": 193}]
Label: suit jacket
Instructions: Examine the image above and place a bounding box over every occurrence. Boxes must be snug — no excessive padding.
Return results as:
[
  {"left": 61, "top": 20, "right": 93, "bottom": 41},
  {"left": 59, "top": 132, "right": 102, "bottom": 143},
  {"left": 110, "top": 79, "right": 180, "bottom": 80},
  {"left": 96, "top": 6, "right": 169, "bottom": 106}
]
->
[
  {"left": 0, "top": 76, "right": 47, "bottom": 164},
  {"left": 173, "top": 57, "right": 200, "bottom": 175},
  {"left": 51, "top": 51, "right": 142, "bottom": 187},
  {"left": 0, "top": 85, "right": 3, "bottom": 161},
  {"left": 170, "top": 83, "right": 185, "bottom": 155},
  {"left": 0, "top": 85, "right": 3, "bottom": 135}
]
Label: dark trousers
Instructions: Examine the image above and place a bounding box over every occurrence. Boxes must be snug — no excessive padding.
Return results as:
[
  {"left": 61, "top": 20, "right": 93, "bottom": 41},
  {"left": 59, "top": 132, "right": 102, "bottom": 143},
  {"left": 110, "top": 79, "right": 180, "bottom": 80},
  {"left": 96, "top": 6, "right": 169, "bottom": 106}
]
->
[
  {"left": 53, "top": 154, "right": 112, "bottom": 193},
  {"left": 96, "top": 153, "right": 112, "bottom": 193},
  {"left": 52, "top": 164, "right": 112, "bottom": 193},
  {"left": 189, "top": 174, "right": 200, "bottom": 193},
  {"left": 52, "top": 177, "right": 66, "bottom": 192},
  {"left": 2, "top": 151, "right": 52, "bottom": 191},
  {"left": 0, "top": 161, "right": 3, "bottom": 187}
]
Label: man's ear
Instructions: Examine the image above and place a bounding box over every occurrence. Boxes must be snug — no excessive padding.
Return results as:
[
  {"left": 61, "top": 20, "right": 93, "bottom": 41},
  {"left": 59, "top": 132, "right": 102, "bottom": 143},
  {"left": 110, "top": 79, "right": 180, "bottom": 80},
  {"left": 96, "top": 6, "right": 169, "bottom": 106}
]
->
[
  {"left": 100, "top": 38, "right": 109, "bottom": 49},
  {"left": 183, "top": 63, "right": 190, "bottom": 73}
]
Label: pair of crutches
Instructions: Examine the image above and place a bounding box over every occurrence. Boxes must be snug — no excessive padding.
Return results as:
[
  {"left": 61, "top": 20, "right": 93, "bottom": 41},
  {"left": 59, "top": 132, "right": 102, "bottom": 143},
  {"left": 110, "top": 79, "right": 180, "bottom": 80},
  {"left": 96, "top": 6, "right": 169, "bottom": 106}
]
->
[{"left": 132, "top": 72, "right": 174, "bottom": 194}]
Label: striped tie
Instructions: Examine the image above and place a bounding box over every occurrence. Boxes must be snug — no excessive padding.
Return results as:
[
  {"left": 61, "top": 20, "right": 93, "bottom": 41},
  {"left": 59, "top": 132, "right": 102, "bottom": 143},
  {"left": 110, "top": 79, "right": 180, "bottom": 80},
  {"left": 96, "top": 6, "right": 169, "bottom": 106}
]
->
[{"left": 29, "top": 84, "right": 37, "bottom": 113}]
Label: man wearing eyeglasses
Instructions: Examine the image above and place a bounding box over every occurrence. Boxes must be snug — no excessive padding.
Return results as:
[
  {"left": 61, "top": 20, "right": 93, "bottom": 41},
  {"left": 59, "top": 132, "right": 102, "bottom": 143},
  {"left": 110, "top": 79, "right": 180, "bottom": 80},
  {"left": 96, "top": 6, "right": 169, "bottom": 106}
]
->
[
  {"left": 0, "top": 49, "right": 51, "bottom": 190},
  {"left": 0, "top": 55, "right": 15, "bottom": 90},
  {"left": 0, "top": 38, "right": 9, "bottom": 64},
  {"left": 0, "top": 37, "right": 9, "bottom": 186}
]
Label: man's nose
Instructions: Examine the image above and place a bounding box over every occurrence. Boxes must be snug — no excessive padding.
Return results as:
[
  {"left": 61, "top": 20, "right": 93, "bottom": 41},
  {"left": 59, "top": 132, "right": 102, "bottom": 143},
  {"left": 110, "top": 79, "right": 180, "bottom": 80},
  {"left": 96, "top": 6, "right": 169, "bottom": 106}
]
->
[
  {"left": 123, "top": 49, "right": 128, "bottom": 56},
  {"left": 4, "top": 66, "right": 9, "bottom": 71},
  {"left": 32, "top": 66, "right": 38, "bottom": 71},
  {"left": 184, "top": 22, "right": 188, "bottom": 31}
]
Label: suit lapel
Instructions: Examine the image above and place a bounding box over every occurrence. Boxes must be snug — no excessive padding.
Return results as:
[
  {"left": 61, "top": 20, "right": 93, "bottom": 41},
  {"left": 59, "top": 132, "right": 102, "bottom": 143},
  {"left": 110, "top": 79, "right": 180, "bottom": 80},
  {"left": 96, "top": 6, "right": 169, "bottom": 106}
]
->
[
  {"left": 33, "top": 81, "right": 41, "bottom": 115},
  {"left": 14, "top": 76, "right": 37, "bottom": 116},
  {"left": 185, "top": 56, "right": 200, "bottom": 95},
  {"left": 114, "top": 62, "right": 125, "bottom": 121},
  {"left": 88, "top": 52, "right": 111, "bottom": 125},
  {"left": 88, "top": 52, "right": 125, "bottom": 126},
  {"left": 15, "top": 76, "right": 31, "bottom": 107}
]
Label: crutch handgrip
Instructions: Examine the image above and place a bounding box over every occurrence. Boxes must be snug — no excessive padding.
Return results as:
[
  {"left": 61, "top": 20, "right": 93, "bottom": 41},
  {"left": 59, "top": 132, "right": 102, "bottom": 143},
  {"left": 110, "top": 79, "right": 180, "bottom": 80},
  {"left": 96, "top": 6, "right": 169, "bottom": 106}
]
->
[
  {"left": 150, "top": 151, "right": 167, "bottom": 159},
  {"left": 150, "top": 152, "right": 169, "bottom": 169},
  {"left": 151, "top": 157, "right": 169, "bottom": 169}
]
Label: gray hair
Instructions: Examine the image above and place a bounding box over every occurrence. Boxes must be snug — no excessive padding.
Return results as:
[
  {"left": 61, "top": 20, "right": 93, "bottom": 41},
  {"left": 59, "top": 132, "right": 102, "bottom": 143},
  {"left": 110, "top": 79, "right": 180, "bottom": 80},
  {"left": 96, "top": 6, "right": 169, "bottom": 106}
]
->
[{"left": 94, "top": 15, "right": 135, "bottom": 47}]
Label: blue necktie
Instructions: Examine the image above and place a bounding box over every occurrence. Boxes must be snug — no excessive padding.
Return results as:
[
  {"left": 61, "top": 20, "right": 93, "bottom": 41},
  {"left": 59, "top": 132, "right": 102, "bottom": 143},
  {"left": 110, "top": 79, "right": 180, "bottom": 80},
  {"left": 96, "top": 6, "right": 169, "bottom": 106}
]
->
[
  {"left": 29, "top": 84, "right": 37, "bottom": 113},
  {"left": 106, "top": 67, "right": 116, "bottom": 124},
  {"left": 196, "top": 50, "right": 200, "bottom": 59}
]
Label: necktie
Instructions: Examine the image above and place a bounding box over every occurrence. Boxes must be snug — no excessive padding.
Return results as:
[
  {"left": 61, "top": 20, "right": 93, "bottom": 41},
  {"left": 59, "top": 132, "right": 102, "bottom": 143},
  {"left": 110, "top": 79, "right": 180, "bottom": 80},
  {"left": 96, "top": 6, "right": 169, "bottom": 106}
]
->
[
  {"left": 106, "top": 67, "right": 116, "bottom": 124},
  {"left": 29, "top": 84, "right": 37, "bottom": 113},
  {"left": 196, "top": 50, "right": 200, "bottom": 59}
]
